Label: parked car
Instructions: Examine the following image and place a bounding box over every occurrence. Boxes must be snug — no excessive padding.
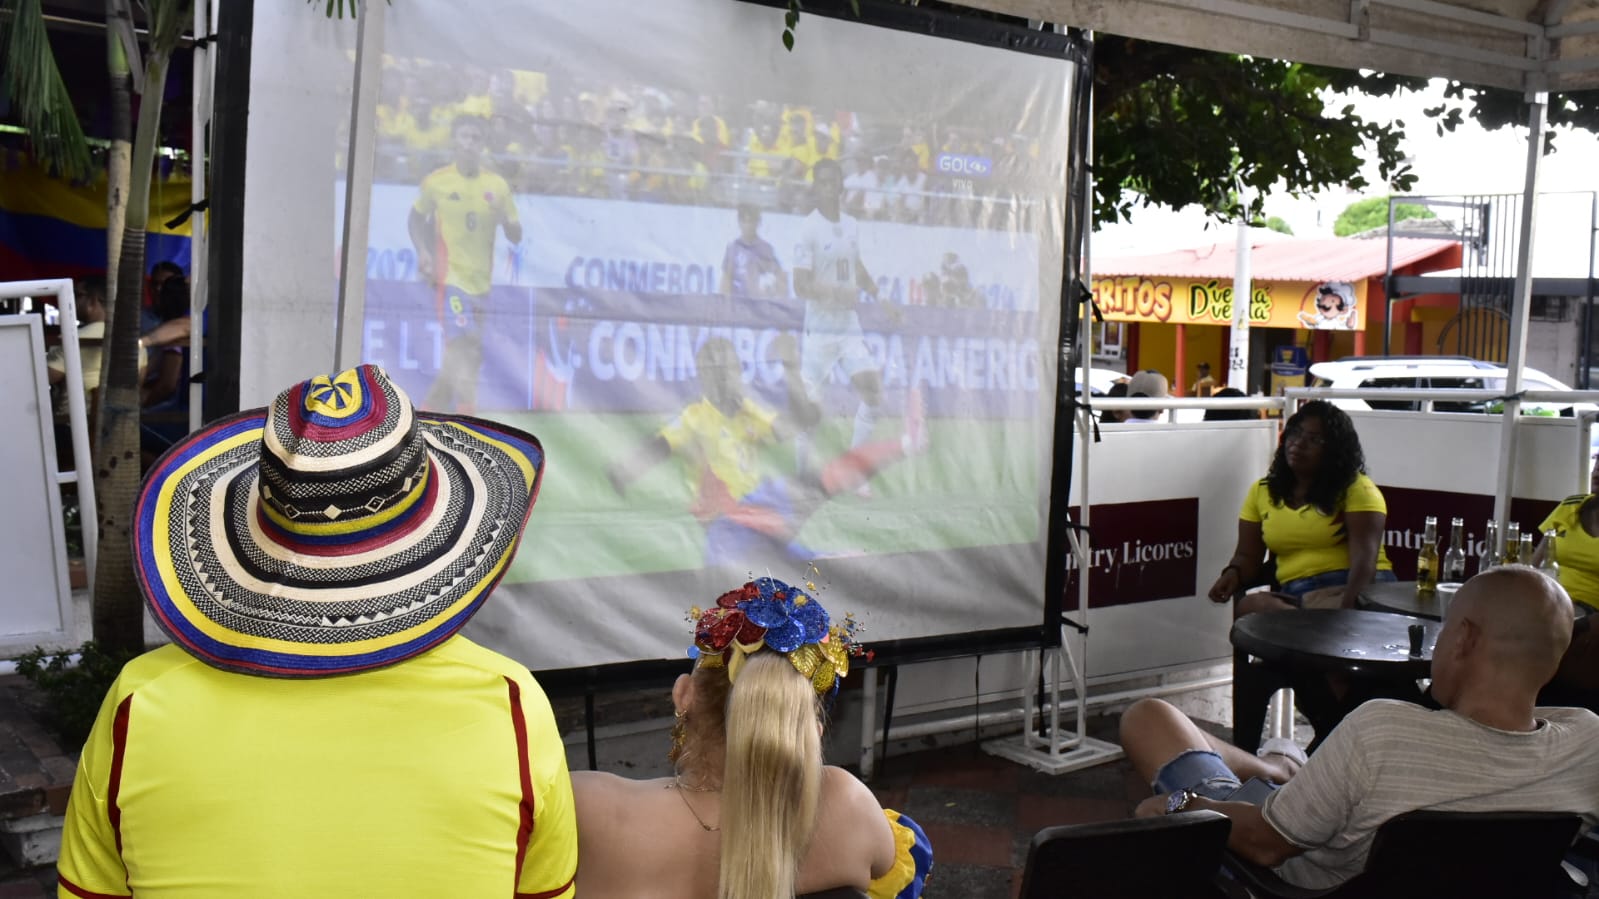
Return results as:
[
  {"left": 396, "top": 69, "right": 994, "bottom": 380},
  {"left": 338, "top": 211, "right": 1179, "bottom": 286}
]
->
[
  {"left": 1072, "top": 366, "right": 1126, "bottom": 397},
  {"left": 1307, "top": 356, "right": 1595, "bottom": 418}
]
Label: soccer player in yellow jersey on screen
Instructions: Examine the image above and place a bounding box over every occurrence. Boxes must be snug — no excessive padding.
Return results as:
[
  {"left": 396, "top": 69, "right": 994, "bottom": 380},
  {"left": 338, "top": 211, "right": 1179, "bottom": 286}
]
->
[
  {"left": 409, "top": 115, "right": 523, "bottom": 413},
  {"left": 606, "top": 335, "right": 925, "bottom": 566}
]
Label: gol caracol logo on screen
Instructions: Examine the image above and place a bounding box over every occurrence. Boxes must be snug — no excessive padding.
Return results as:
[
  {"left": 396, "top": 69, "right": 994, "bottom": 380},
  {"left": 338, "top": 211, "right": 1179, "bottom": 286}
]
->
[{"left": 1066, "top": 498, "right": 1199, "bottom": 608}]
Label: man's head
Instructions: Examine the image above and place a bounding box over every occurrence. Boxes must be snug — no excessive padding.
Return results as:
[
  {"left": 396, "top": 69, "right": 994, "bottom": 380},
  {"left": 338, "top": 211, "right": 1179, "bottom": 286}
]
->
[
  {"left": 1430, "top": 565, "right": 1575, "bottom": 711},
  {"left": 812, "top": 158, "right": 844, "bottom": 214},
  {"left": 452, "top": 116, "right": 489, "bottom": 172},
  {"left": 1103, "top": 381, "right": 1130, "bottom": 423},
  {"left": 1126, "top": 370, "right": 1169, "bottom": 420},
  {"left": 736, "top": 204, "right": 762, "bottom": 241},
  {"left": 1197, "top": 362, "right": 1211, "bottom": 376},
  {"left": 130, "top": 365, "right": 544, "bottom": 677},
  {"left": 75, "top": 276, "right": 107, "bottom": 323},
  {"left": 695, "top": 337, "right": 744, "bottom": 413},
  {"left": 150, "top": 260, "right": 184, "bottom": 290}
]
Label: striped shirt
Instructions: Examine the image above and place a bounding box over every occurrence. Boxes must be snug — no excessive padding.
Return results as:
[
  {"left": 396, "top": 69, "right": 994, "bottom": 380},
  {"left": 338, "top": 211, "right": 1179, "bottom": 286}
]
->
[{"left": 1263, "top": 699, "right": 1599, "bottom": 890}]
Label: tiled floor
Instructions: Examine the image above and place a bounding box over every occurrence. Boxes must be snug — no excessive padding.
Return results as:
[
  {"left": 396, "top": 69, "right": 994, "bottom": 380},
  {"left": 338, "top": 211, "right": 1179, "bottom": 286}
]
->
[{"left": 865, "top": 717, "right": 1178, "bottom": 899}]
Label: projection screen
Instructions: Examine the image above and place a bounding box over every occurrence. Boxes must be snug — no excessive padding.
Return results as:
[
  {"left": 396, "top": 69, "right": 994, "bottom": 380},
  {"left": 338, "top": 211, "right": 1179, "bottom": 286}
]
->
[{"left": 244, "top": 0, "right": 1077, "bottom": 670}]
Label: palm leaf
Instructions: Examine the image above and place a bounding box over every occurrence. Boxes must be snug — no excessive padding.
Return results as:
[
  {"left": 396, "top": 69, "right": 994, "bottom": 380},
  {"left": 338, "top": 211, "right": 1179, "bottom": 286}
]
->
[
  {"left": 141, "top": 0, "right": 195, "bottom": 57},
  {"left": 0, "top": 0, "right": 92, "bottom": 180}
]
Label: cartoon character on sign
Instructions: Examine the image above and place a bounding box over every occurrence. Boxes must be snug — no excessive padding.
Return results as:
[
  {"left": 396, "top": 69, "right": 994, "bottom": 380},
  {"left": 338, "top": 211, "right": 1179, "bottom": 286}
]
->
[{"left": 1298, "top": 281, "right": 1358, "bottom": 330}]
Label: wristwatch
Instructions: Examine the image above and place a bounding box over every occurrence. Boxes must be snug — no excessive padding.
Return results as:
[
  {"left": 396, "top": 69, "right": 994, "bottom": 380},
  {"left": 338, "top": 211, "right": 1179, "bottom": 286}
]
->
[{"left": 1165, "top": 789, "right": 1196, "bottom": 815}]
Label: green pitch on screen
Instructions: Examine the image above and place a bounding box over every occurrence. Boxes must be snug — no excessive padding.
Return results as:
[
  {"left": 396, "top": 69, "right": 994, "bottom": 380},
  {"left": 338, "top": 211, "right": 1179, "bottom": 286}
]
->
[{"left": 505, "top": 413, "right": 1043, "bottom": 583}]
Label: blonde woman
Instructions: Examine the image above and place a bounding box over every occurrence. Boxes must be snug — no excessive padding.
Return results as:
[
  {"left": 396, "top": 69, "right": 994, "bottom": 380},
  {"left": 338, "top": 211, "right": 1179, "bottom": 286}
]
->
[{"left": 572, "top": 579, "right": 932, "bottom": 899}]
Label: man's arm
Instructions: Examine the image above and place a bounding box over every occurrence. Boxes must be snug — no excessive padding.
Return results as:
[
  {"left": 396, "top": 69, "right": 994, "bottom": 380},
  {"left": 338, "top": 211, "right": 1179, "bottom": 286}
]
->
[
  {"left": 1133, "top": 795, "right": 1301, "bottom": 867},
  {"left": 408, "top": 207, "right": 439, "bottom": 284},
  {"left": 855, "top": 254, "right": 879, "bottom": 300},
  {"left": 57, "top": 687, "right": 133, "bottom": 897},
  {"left": 516, "top": 680, "right": 578, "bottom": 899}
]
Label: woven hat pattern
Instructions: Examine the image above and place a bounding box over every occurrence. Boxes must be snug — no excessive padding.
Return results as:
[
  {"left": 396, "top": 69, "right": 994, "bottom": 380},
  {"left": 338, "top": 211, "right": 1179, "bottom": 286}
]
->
[{"left": 134, "top": 365, "right": 543, "bottom": 677}]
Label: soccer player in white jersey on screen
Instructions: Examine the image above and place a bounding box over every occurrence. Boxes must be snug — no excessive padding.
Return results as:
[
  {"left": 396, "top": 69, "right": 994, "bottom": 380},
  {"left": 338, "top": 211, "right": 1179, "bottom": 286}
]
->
[{"left": 791, "top": 157, "right": 904, "bottom": 495}]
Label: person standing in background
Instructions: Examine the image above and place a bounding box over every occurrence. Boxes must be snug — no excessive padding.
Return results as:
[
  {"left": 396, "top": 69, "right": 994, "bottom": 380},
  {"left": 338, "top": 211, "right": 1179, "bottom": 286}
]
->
[
  {"left": 720, "top": 205, "right": 785, "bottom": 299},
  {"left": 409, "top": 115, "right": 523, "bottom": 414},
  {"left": 1191, "top": 361, "right": 1218, "bottom": 398}
]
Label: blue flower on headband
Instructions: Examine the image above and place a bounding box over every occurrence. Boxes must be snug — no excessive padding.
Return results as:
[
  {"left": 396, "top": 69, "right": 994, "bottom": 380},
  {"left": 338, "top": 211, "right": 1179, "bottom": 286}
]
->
[{"left": 740, "top": 578, "right": 830, "bottom": 654}]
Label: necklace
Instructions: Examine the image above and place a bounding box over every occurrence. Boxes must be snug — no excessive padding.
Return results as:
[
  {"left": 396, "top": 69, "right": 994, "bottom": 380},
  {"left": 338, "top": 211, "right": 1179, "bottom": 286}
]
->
[{"left": 668, "top": 775, "right": 720, "bottom": 832}]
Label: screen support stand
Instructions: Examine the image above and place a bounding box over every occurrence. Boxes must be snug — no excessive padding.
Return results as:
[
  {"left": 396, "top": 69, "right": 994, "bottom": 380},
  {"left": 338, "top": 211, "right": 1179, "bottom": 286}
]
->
[{"left": 982, "top": 527, "right": 1122, "bottom": 774}]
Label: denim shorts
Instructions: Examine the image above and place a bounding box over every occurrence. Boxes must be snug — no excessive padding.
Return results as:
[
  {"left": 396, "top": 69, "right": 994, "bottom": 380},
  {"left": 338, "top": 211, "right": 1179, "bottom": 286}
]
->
[
  {"left": 1152, "top": 750, "right": 1243, "bottom": 802},
  {"left": 1279, "top": 568, "right": 1397, "bottom": 601}
]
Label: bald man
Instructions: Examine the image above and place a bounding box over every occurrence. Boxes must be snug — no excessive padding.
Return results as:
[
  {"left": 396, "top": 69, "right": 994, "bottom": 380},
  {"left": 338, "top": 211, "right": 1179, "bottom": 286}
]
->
[{"left": 1119, "top": 565, "right": 1599, "bottom": 890}]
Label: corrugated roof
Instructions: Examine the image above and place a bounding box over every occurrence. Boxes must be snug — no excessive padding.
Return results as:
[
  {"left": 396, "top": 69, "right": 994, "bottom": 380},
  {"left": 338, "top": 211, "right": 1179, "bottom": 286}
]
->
[{"left": 1093, "top": 237, "right": 1460, "bottom": 283}]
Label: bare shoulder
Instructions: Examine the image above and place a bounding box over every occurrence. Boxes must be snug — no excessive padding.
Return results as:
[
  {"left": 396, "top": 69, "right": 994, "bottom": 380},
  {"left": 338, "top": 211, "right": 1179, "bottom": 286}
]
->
[
  {"left": 819, "top": 767, "right": 894, "bottom": 840},
  {"left": 572, "top": 770, "right": 657, "bottom": 812},
  {"left": 812, "top": 766, "right": 896, "bottom": 879},
  {"left": 821, "top": 765, "right": 883, "bottom": 811}
]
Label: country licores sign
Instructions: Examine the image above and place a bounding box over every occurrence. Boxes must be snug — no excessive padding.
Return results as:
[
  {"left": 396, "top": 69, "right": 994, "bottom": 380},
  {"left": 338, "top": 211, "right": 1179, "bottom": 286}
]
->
[{"left": 1065, "top": 498, "right": 1199, "bottom": 608}]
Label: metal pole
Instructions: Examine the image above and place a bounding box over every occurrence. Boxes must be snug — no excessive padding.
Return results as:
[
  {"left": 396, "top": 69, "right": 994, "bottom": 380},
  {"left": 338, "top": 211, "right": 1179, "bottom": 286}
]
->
[
  {"left": 186, "top": 0, "right": 214, "bottom": 430},
  {"left": 1492, "top": 92, "right": 1547, "bottom": 543},
  {"left": 333, "top": 0, "right": 387, "bottom": 371},
  {"left": 1383, "top": 198, "right": 1397, "bottom": 355},
  {"left": 1230, "top": 216, "right": 1252, "bottom": 392}
]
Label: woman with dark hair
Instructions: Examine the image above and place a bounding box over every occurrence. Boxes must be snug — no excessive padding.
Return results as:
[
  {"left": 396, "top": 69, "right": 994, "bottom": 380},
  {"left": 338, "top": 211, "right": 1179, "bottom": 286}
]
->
[
  {"left": 571, "top": 579, "right": 932, "bottom": 899},
  {"left": 1206, "top": 401, "right": 1397, "bottom": 752},
  {"left": 1207, "top": 400, "right": 1395, "bottom": 613}
]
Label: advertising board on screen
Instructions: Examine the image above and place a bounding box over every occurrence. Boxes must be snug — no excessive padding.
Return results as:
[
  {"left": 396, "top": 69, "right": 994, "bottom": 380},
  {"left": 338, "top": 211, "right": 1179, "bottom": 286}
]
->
[{"left": 332, "top": 0, "right": 1076, "bottom": 669}]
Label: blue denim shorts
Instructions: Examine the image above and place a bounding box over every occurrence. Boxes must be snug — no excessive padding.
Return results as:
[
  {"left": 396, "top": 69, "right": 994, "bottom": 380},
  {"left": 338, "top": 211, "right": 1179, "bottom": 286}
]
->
[
  {"left": 1279, "top": 568, "right": 1397, "bottom": 601},
  {"left": 1152, "top": 750, "right": 1244, "bottom": 802}
]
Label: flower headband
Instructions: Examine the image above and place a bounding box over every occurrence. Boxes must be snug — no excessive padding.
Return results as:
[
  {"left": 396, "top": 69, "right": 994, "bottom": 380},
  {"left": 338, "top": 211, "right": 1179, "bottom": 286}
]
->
[{"left": 689, "top": 577, "right": 868, "bottom": 699}]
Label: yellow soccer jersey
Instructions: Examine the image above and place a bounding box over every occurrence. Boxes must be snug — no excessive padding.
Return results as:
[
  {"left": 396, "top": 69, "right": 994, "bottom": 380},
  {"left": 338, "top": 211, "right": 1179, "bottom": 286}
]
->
[
  {"left": 658, "top": 397, "right": 777, "bottom": 503},
  {"left": 57, "top": 639, "right": 577, "bottom": 899},
  {"left": 413, "top": 164, "right": 519, "bottom": 296},
  {"left": 1239, "top": 473, "right": 1393, "bottom": 585},
  {"left": 1539, "top": 495, "right": 1599, "bottom": 609}
]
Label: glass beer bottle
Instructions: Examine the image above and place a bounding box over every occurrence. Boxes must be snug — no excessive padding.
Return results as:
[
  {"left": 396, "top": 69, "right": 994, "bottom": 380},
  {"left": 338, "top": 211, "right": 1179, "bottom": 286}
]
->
[
  {"left": 1416, "top": 516, "right": 1439, "bottom": 599},
  {"left": 1480, "top": 519, "right": 1499, "bottom": 574},
  {"left": 1504, "top": 522, "right": 1522, "bottom": 564},
  {"left": 1541, "top": 529, "right": 1560, "bottom": 578},
  {"left": 1442, "top": 517, "right": 1467, "bottom": 583}
]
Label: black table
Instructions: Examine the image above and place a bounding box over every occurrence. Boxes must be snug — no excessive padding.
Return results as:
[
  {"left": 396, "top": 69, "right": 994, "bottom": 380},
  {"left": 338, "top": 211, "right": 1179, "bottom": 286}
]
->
[
  {"left": 1358, "top": 579, "right": 1451, "bottom": 621},
  {"left": 1230, "top": 609, "right": 1439, "bottom": 679}
]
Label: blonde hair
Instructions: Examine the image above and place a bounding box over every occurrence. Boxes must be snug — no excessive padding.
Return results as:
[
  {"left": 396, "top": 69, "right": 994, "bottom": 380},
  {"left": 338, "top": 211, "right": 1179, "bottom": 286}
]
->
[{"left": 716, "top": 652, "right": 823, "bottom": 899}]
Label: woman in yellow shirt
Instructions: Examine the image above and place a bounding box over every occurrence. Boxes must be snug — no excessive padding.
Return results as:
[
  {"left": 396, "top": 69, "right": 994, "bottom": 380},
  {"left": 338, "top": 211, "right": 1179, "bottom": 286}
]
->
[
  {"left": 1536, "top": 466, "right": 1599, "bottom": 614},
  {"left": 1207, "top": 400, "right": 1394, "bottom": 614},
  {"left": 1535, "top": 470, "right": 1599, "bottom": 702},
  {"left": 1206, "top": 401, "right": 1396, "bottom": 752}
]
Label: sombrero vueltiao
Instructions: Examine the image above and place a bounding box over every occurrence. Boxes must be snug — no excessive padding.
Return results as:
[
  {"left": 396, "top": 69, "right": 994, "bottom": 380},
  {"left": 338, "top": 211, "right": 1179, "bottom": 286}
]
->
[{"left": 134, "top": 364, "right": 543, "bottom": 677}]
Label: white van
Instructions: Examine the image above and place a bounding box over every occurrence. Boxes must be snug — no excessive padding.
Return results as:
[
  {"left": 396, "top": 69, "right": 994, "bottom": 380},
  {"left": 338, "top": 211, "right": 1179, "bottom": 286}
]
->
[{"left": 1307, "top": 356, "right": 1592, "bottom": 417}]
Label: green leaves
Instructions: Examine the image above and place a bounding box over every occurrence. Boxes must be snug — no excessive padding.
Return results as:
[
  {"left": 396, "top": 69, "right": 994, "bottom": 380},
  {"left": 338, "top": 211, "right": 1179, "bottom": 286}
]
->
[
  {"left": 783, "top": 0, "right": 802, "bottom": 52},
  {"left": 1092, "top": 43, "right": 1419, "bottom": 226},
  {"left": 0, "top": 0, "right": 93, "bottom": 180},
  {"left": 1332, "top": 196, "right": 1436, "bottom": 237},
  {"left": 312, "top": 0, "right": 392, "bottom": 19}
]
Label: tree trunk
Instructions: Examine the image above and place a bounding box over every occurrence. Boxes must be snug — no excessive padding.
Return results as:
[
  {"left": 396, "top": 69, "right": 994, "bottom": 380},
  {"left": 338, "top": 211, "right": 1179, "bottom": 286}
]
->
[
  {"left": 98, "top": 12, "right": 132, "bottom": 417},
  {"left": 92, "top": 47, "right": 172, "bottom": 656}
]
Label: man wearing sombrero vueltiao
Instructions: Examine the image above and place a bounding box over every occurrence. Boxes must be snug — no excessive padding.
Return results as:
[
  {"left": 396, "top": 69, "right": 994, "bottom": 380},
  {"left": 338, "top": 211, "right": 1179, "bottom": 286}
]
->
[{"left": 56, "top": 365, "right": 576, "bottom": 898}]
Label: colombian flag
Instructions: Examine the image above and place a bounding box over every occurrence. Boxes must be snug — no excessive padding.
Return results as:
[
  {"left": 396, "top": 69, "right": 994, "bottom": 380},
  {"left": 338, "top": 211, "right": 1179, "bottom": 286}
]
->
[{"left": 0, "top": 154, "right": 193, "bottom": 282}]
